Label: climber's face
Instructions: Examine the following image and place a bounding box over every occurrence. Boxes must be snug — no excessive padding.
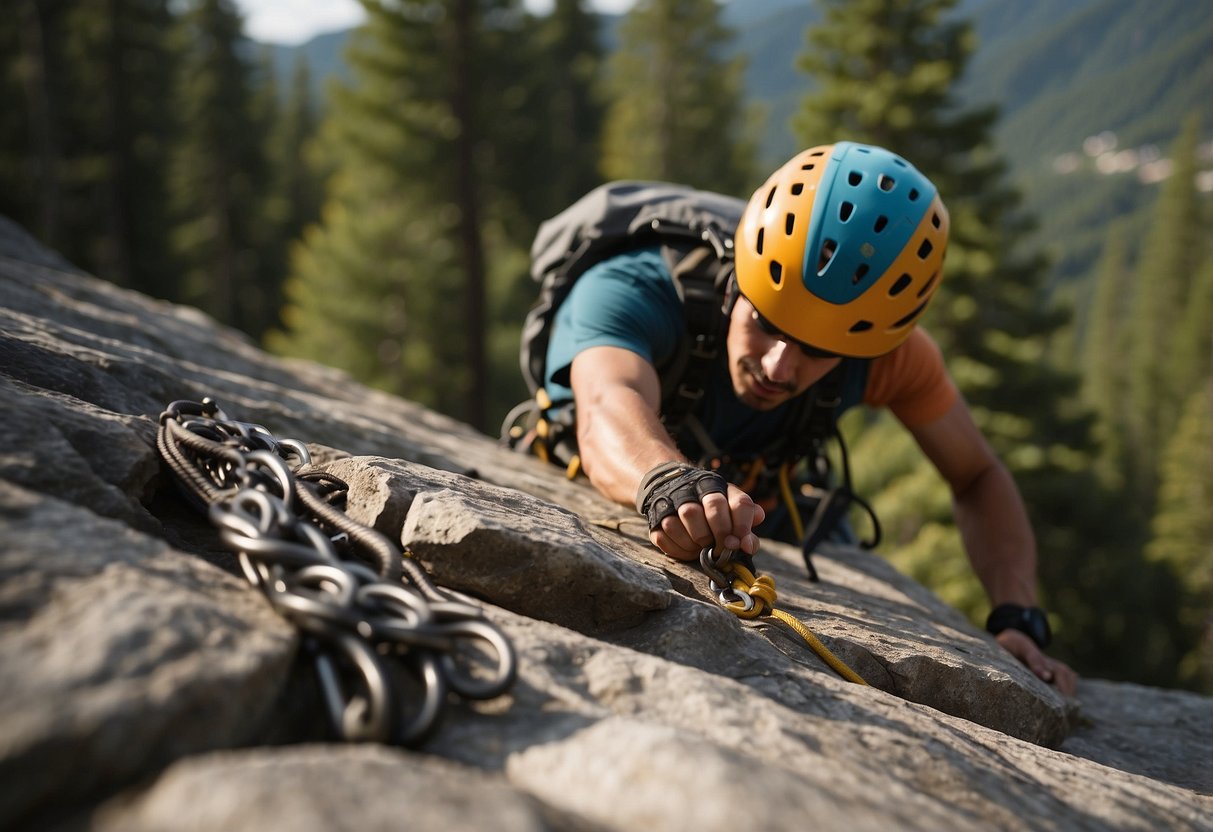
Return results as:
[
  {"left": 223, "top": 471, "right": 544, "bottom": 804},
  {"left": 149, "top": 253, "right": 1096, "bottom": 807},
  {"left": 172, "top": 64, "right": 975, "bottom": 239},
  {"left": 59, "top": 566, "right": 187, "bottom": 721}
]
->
[{"left": 726, "top": 296, "right": 842, "bottom": 411}]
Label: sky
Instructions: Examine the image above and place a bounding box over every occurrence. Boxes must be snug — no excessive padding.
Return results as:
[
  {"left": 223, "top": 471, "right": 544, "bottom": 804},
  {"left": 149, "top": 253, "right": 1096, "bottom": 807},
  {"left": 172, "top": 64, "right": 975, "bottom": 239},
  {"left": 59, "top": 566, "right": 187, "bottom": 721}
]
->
[{"left": 233, "top": 0, "right": 636, "bottom": 45}]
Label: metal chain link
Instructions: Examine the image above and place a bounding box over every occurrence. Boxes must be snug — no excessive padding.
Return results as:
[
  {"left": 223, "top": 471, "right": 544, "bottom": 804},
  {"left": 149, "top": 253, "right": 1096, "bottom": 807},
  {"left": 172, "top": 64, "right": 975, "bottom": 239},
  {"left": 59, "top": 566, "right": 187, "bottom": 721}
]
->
[{"left": 157, "top": 398, "right": 517, "bottom": 746}]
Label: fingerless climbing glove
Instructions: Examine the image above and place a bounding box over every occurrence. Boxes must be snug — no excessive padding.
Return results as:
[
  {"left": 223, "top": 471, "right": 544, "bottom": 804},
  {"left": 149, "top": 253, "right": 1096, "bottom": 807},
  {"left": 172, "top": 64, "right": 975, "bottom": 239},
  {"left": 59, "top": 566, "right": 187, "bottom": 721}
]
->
[{"left": 634, "top": 461, "right": 729, "bottom": 534}]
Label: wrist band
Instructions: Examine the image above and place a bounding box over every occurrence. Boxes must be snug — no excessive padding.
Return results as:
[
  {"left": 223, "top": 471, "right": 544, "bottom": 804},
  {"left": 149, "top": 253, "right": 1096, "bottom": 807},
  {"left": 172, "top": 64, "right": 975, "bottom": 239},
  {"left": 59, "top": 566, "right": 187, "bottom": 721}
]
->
[{"left": 986, "top": 603, "right": 1052, "bottom": 649}]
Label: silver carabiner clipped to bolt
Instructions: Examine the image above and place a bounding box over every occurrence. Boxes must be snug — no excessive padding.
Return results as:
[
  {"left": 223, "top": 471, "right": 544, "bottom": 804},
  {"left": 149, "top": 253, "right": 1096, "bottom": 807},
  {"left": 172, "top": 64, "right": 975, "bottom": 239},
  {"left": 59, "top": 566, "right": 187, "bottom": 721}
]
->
[
  {"left": 708, "top": 578, "right": 754, "bottom": 612},
  {"left": 699, "top": 546, "right": 734, "bottom": 587},
  {"left": 700, "top": 546, "right": 752, "bottom": 611}
]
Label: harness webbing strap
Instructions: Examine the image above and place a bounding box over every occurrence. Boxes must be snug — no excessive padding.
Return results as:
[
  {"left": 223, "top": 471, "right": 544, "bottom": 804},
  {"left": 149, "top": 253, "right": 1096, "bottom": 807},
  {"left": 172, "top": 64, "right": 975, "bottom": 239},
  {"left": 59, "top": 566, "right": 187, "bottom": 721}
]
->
[
  {"left": 804, "top": 365, "right": 844, "bottom": 446},
  {"left": 659, "top": 242, "right": 731, "bottom": 437}
]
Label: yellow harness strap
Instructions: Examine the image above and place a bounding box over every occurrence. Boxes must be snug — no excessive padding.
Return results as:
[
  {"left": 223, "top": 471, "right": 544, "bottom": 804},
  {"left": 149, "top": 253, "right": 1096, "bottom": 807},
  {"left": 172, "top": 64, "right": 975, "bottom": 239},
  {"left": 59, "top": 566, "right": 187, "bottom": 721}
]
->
[
  {"left": 777, "top": 461, "right": 806, "bottom": 541},
  {"left": 565, "top": 454, "right": 582, "bottom": 480}
]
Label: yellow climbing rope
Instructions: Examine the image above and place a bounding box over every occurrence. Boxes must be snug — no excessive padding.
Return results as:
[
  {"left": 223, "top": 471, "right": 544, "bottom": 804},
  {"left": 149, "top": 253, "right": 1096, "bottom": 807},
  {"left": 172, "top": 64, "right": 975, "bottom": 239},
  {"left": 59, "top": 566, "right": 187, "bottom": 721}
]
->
[{"left": 716, "top": 560, "right": 868, "bottom": 686}]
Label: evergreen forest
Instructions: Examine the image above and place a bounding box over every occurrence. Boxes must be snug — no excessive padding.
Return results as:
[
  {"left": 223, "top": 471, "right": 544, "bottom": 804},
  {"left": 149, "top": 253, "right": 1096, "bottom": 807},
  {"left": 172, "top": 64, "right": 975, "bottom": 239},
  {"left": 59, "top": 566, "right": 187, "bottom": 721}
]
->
[{"left": 3, "top": 0, "right": 1209, "bottom": 693}]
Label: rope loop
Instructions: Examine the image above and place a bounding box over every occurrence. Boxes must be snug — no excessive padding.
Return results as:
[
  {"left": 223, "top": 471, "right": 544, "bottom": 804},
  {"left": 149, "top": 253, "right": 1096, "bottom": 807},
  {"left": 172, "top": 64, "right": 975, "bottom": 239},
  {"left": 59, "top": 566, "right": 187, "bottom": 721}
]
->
[{"left": 700, "top": 547, "right": 868, "bottom": 686}]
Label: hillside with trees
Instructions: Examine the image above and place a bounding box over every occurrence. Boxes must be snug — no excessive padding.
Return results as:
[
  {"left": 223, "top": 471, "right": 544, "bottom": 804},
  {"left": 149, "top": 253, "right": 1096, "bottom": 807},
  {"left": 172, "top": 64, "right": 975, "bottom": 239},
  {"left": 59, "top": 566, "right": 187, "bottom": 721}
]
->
[{"left": 1, "top": 0, "right": 1208, "bottom": 691}]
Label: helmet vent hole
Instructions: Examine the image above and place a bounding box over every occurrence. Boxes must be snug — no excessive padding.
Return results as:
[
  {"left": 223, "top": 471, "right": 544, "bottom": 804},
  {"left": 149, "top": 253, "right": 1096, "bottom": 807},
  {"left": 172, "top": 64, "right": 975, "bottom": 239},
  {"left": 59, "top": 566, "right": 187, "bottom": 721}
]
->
[
  {"left": 785, "top": 213, "right": 796, "bottom": 235},
  {"left": 909, "top": 188, "right": 920, "bottom": 201},
  {"left": 839, "top": 202, "right": 854, "bottom": 222},
  {"left": 848, "top": 171, "right": 863, "bottom": 186},
  {"left": 756, "top": 228, "right": 765, "bottom": 255},
  {"left": 878, "top": 174, "right": 896, "bottom": 192},
  {"left": 917, "top": 272, "right": 938, "bottom": 298},
  {"left": 852, "top": 264, "right": 869, "bottom": 285},
  {"left": 801, "top": 163, "right": 816, "bottom": 171},
  {"left": 817, "top": 240, "right": 837, "bottom": 274},
  {"left": 917, "top": 239, "right": 934, "bottom": 259},
  {"left": 874, "top": 215, "right": 889, "bottom": 233},
  {"left": 889, "top": 273, "right": 912, "bottom": 296},
  {"left": 892, "top": 300, "right": 929, "bottom": 330},
  {"left": 765, "top": 186, "right": 777, "bottom": 208},
  {"left": 769, "top": 260, "right": 783, "bottom": 285},
  {"left": 931, "top": 212, "right": 942, "bottom": 228},
  {"left": 849, "top": 320, "right": 873, "bottom": 333},
  {"left": 791, "top": 183, "right": 804, "bottom": 195}
]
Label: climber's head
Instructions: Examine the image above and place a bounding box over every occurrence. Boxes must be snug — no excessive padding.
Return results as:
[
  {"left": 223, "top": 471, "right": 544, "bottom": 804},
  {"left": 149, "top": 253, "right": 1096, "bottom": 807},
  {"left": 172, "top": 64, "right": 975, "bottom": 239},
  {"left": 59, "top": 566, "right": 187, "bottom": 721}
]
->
[{"left": 733, "top": 142, "right": 949, "bottom": 360}]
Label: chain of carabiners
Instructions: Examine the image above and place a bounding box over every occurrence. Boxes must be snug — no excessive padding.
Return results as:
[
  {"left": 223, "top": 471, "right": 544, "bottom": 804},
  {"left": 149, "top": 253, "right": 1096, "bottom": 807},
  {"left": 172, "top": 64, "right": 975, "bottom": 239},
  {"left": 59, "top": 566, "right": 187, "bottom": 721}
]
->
[{"left": 156, "top": 398, "right": 517, "bottom": 746}]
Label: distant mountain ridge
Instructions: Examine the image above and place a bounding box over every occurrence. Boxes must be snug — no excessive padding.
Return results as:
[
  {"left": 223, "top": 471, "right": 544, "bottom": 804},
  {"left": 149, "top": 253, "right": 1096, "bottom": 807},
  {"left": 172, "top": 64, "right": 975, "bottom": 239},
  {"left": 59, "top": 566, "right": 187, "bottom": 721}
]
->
[
  {"left": 965, "top": 0, "right": 1213, "bottom": 289},
  {"left": 264, "top": 29, "right": 351, "bottom": 98},
  {"left": 261, "top": 0, "right": 1211, "bottom": 289}
]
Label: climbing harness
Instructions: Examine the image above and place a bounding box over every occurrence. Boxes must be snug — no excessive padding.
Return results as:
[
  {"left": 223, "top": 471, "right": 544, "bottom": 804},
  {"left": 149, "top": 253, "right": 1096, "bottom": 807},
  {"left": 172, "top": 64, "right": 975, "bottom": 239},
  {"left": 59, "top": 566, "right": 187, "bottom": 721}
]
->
[
  {"left": 157, "top": 398, "right": 516, "bottom": 746},
  {"left": 699, "top": 547, "right": 868, "bottom": 686}
]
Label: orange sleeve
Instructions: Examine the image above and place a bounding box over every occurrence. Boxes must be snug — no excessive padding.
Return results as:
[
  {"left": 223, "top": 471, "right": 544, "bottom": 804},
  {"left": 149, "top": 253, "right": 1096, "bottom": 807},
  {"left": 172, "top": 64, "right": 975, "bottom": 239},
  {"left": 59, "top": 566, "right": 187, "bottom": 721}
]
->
[{"left": 863, "top": 327, "right": 959, "bottom": 427}]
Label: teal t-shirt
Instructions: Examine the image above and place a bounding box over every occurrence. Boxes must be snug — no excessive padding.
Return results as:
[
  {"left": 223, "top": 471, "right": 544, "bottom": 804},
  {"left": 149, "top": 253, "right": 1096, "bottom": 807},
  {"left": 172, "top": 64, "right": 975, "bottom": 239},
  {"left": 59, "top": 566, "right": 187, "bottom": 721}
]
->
[
  {"left": 546, "top": 247, "right": 681, "bottom": 396},
  {"left": 544, "top": 246, "right": 867, "bottom": 461}
]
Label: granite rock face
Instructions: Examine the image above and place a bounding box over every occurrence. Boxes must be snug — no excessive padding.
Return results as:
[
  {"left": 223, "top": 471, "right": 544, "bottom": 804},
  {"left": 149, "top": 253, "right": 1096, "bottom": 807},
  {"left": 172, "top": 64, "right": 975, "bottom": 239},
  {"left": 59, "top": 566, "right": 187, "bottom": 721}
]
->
[{"left": 1, "top": 216, "right": 1211, "bottom": 831}]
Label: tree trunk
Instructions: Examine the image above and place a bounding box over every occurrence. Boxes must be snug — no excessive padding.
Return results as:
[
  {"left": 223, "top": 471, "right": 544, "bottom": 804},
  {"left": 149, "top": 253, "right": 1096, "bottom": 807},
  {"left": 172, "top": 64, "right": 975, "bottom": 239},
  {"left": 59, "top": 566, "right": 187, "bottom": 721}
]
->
[
  {"left": 452, "top": 0, "right": 487, "bottom": 430},
  {"left": 103, "top": 0, "right": 134, "bottom": 287},
  {"left": 20, "top": 0, "right": 63, "bottom": 247}
]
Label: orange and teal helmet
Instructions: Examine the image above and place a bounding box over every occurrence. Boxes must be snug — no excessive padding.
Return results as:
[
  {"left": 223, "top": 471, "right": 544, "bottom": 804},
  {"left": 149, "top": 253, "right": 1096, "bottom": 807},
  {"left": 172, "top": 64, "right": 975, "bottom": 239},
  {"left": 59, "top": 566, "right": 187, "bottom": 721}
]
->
[{"left": 734, "top": 142, "right": 949, "bottom": 358}]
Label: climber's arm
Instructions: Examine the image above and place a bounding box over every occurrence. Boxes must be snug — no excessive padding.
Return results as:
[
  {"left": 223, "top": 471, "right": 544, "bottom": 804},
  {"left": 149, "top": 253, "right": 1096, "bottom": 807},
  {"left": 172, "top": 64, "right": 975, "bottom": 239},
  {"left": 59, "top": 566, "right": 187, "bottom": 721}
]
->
[
  {"left": 570, "top": 345, "right": 763, "bottom": 561},
  {"left": 907, "top": 398, "right": 1078, "bottom": 696}
]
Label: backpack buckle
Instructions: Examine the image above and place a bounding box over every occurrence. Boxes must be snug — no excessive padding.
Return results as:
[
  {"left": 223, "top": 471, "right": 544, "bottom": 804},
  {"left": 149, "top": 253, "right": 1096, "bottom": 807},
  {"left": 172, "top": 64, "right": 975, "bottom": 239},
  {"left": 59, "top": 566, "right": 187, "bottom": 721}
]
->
[
  {"left": 677, "top": 382, "right": 704, "bottom": 400},
  {"left": 689, "top": 333, "right": 717, "bottom": 360}
]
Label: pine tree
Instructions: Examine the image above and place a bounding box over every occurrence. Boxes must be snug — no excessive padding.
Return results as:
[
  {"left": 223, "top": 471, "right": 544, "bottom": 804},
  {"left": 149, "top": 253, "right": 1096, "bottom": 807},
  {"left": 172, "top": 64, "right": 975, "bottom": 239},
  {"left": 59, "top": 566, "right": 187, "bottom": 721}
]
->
[
  {"left": 1172, "top": 257, "right": 1213, "bottom": 395},
  {"left": 515, "top": 0, "right": 606, "bottom": 223},
  {"left": 1147, "top": 380, "right": 1213, "bottom": 691},
  {"left": 1, "top": 0, "right": 178, "bottom": 293},
  {"left": 601, "top": 0, "right": 757, "bottom": 195},
  {"left": 0, "top": 8, "right": 28, "bottom": 223},
  {"left": 1080, "top": 220, "right": 1135, "bottom": 484},
  {"left": 168, "top": 0, "right": 273, "bottom": 335},
  {"left": 256, "top": 55, "right": 324, "bottom": 334},
  {"left": 1126, "top": 115, "right": 1207, "bottom": 499},
  {"left": 269, "top": 57, "right": 324, "bottom": 248},
  {"left": 72, "top": 0, "right": 179, "bottom": 292},
  {"left": 481, "top": 0, "right": 608, "bottom": 422},
  {"left": 271, "top": 0, "right": 541, "bottom": 429},
  {"left": 2, "top": 1, "right": 70, "bottom": 252},
  {"left": 792, "top": 0, "right": 1172, "bottom": 680}
]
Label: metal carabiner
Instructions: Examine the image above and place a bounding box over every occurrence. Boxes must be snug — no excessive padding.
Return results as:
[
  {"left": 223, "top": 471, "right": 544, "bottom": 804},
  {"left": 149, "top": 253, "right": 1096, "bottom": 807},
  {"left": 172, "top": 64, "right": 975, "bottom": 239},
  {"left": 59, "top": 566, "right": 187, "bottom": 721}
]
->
[
  {"left": 310, "top": 630, "right": 393, "bottom": 743},
  {"left": 718, "top": 587, "right": 754, "bottom": 613},
  {"left": 699, "top": 546, "right": 734, "bottom": 587},
  {"left": 277, "top": 437, "right": 312, "bottom": 467},
  {"left": 709, "top": 577, "right": 754, "bottom": 612},
  {"left": 436, "top": 618, "right": 519, "bottom": 701}
]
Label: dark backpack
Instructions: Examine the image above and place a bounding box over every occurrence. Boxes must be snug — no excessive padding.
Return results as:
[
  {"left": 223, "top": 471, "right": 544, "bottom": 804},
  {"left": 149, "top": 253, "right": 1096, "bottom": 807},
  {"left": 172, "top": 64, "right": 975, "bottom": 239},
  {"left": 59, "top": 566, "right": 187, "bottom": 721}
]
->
[{"left": 520, "top": 180, "right": 744, "bottom": 406}]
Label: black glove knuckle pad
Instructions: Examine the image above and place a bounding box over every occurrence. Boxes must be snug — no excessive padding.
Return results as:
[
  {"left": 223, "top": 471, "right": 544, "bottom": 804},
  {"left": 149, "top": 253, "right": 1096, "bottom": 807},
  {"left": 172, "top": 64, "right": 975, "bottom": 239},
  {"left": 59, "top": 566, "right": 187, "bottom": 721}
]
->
[
  {"left": 635, "top": 462, "right": 729, "bottom": 535},
  {"left": 669, "top": 483, "right": 700, "bottom": 507},
  {"left": 694, "top": 474, "right": 726, "bottom": 499}
]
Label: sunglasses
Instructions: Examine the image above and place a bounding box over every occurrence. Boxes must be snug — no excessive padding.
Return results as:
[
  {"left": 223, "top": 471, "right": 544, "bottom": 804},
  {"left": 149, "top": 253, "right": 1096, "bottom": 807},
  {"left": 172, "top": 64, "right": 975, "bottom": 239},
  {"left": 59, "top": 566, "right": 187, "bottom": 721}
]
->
[{"left": 748, "top": 304, "right": 841, "bottom": 359}]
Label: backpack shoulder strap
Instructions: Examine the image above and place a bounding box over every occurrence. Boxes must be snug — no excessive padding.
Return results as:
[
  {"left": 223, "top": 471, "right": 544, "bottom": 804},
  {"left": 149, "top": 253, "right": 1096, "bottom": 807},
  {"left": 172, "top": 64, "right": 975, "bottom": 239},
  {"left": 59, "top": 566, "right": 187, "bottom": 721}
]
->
[{"left": 657, "top": 242, "right": 734, "bottom": 435}]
